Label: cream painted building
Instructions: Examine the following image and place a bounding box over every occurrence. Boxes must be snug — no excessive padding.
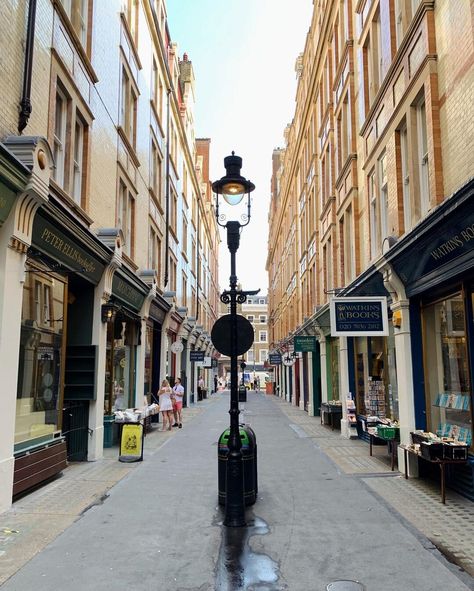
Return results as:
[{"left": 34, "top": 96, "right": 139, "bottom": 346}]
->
[
  {"left": 0, "top": 0, "right": 219, "bottom": 513},
  {"left": 267, "top": 0, "right": 474, "bottom": 499}
]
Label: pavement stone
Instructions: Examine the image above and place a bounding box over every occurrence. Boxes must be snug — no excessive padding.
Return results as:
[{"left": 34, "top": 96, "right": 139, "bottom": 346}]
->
[
  {"left": 273, "top": 396, "right": 474, "bottom": 579},
  {"left": 0, "top": 393, "right": 473, "bottom": 590},
  {"left": 0, "top": 398, "right": 213, "bottom": 586}
]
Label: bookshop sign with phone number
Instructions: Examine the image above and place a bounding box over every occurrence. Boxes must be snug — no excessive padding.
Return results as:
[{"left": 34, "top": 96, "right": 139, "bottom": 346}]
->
[{"left": 330, "top": 297, "right": 389, "bottom": 337}]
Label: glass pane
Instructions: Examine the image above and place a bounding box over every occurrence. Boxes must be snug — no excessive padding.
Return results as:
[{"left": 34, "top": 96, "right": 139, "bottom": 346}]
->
[
  {"left": 423, "top": 295, "right": 472, "bottom": 446},
  {"left": 15, "top": 268, "right": 66, "bottom": 447}
]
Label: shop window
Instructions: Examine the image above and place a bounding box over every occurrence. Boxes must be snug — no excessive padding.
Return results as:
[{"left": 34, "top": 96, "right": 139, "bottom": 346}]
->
[
  {"left": 104, "top": 316, "right": 138, "bottom": 414},
  {"left": 422, "top": 295, "right": 471, "bottom": 446},
  {"left": 354, "top": 332, "right": 399, "bottom": 420},
  {"left": 15, "top": 267, "right": 67, "bottom": 448},
  {"left": 328, "top": 338, "right": 340, "bottom": 401},
  {"left": 59, "top": 0, "right": 90, "bottom": 47},
  {"left": 144, "top": 323, "right": 153, "bottom": 398}
]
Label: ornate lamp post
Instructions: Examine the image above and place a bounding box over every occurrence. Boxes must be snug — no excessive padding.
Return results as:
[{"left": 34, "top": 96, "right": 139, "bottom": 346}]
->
[{"left": 212, "top": 153, "right": 256, "bottom": 527}]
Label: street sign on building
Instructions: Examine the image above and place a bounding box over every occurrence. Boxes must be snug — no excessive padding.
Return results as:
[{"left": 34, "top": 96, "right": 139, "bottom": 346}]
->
[
  {"left": 190, "top": 351, "right": 205, "bottom": 362},
  {"left": 269, "top": 353, "right": 282, "bottom": 365},
  {"left": 330, "top": 297, "right": 388, "bottom": 336},
  {"left": 294, "top": 336, "right": 317, "bottom": 352}
]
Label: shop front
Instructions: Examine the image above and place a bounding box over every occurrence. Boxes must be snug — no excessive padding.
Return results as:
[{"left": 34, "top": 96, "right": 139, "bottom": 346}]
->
[
  {"left": 103, "top": 271, "right": 147, "bottom": 447},
  {"left": 15, "top": 198, "right": 109, "bottom": 488},
  {"left": 387, "top": 178, "right": 474, "bottom": 497}
]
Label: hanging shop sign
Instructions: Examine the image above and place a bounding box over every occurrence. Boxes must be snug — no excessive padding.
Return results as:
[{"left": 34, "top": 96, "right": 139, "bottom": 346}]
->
[
  {"left": 32, "top": 210, "right": 105, "bottom": 283},
  {"left": 269, "top": 353, "right": 282, "bottom": 365},
  {"left": 294, "top": 336, "right": 317, "bottom": 352},
  {"left": 112, "top": 274, "right": 146, "bottom": 312},
  {"left": 282, "top": 353, "right": 296, "bottom": 366},
  {"left": 190, "top": 350, "right": 205, "bottom": 362},
  {"left": 170, "top": 341, "right": 184, "bottom": 354},
  {"left": 330, "top": 297, "right": 388, "bottom": 336}
]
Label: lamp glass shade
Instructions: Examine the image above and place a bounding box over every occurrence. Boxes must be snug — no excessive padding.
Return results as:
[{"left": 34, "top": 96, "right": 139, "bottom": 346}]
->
[{"left": 222, "top": 192, "right": 245, "bottom": 206}]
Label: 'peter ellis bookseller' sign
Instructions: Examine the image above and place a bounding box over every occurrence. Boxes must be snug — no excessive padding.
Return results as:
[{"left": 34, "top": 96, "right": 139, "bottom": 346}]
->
[{"left": 330, "top": 297, "right": 388, "bottom": 337}]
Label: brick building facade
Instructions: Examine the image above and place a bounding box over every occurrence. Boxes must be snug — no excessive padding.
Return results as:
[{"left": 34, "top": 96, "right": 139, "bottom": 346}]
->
[
  {"left": 267, "top": 0, "right": 474, "bottom": 497},
  {"left": 0, "top": 0, "right": 219, "bottom": 512}
]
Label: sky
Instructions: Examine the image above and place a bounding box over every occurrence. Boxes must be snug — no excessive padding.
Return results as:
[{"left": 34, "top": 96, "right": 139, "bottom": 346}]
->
[{"left": 166, "top": 0, "right": 313, "bottom": 294}]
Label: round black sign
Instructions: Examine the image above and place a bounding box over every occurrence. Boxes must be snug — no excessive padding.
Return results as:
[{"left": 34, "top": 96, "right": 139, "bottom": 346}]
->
[{"left": 211, "top": 314, "right": 254, "bottom": 357}]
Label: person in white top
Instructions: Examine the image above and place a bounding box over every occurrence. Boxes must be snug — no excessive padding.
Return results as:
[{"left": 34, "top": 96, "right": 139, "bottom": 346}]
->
[
  {"left": 172, "top": 378, "right": 185, "bottom": 428},
  {"left": 158, "top": 379, "right": 173, "bottom": 431}
]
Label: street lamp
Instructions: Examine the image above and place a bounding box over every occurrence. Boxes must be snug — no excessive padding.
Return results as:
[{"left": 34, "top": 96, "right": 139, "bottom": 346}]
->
[{"left": 212, "top": 153, "right": 256, "bottom": 527}]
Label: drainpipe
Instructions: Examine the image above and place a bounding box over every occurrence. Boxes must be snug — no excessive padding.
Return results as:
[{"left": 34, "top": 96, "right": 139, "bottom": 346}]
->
[
  {"left": 164, "top": 88, "right": 171, "bottom": 287},
  {"left": 18, "top": 0, "right": 37, "bottom": 133}
]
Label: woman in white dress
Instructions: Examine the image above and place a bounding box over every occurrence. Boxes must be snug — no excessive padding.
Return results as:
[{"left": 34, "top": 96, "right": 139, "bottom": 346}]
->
[{"left": 158, "top": 379, "right": 174, "bottom": 431}]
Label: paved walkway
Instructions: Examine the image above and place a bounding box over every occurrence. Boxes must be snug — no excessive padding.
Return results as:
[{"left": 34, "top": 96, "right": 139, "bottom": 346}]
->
[{"left": 0, "top": 392, "right": 472, "bottom": 590}]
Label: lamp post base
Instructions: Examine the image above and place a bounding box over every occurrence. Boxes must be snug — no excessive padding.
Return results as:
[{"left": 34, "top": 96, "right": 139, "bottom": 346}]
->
[{"left": 224, "top": 450, "right": 246, "bottom": 527}]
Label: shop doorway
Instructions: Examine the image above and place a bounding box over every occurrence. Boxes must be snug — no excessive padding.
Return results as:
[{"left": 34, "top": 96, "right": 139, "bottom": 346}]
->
[{"left": 62, "top": 401, "right": 89, "bottom": 461}]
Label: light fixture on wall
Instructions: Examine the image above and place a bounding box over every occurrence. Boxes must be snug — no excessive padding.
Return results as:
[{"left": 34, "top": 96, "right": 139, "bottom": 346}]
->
[{"left": 101, "top": 304, "right": 118, "bottom": 323}]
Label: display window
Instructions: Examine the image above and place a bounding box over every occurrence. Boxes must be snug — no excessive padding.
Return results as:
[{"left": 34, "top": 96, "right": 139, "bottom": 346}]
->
[
  {"left": 353, "top": 329, "right": 399, "bottom": 420},
  {"left": 327, "top": 338, "right": 340, "bottom": 401},
  {"left": 104, "top": 314, "right": 138, "bottom": 414},
  {"left": 144, "top": 323, "right": 153, "bottom": 398},
  {"left": 15, "top": 265, "right": 67, "bottom": 449},
  {"left": 422, "top": 293, "right": 472, "bottom": 446}
]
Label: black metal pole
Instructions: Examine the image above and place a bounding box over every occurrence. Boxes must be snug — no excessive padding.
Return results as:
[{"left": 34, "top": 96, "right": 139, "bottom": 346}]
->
[{"left": 224, "top": 221, "right": 245, "bottom": 527}]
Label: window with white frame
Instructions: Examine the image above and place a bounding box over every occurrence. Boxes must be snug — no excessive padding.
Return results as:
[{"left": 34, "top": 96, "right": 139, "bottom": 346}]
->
[
  {"left": 417, "top": 98, "right": 430, "bottom": 217},
  {"left": 259, "top": 349, "right": 268, "bottom": 363},
  {"left": 399, "top": 123, "right": 411, "bottom": 233},
  {"left": 259, "top": 298, "right": 265, "bottom": 304},
  {"left": 247, "top": 350, "right": 254, "bottom": 363},
  {"left": 247, "top": 315, "right": 254, "bottom": 322},
  {"left": 118, "top": 179, "right": 135, "bottom": 258},
  {"left": 150, "top": 138, "right": 162, "bottom": 203},
  {"left": 343, "top": 205, "right": 355, "bottom": 283},
  {"left": 378, "top": 153, "right": 389, "bottom": 245},
  {"left": 259, "top": 331, "right": 267, "bottom": 343},
  {"left": 59, "top": 0, "right": 89, "bottom": 47},
  {"left": 259, "top": 315, "right": 266, "bottom": 323},
  {"left": 369, "top": 170, "right": 379, "bottom": 258},
  {"left": 126, "top": 0, "right": 138, "bottom": 44},
  {"left": 120, "top": 65, "right": 138, "bottom": 149},
  {"left": 72, "top": 117, "right": 84, "bottom": 205},
  {"left": 53, "top": 86, "right": 68, "bottom": 188}
]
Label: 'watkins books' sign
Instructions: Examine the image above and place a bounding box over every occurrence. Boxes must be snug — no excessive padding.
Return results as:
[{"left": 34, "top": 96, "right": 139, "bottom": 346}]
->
[{"left": 330, "top": 297, "right": 388, "bottom": 337}]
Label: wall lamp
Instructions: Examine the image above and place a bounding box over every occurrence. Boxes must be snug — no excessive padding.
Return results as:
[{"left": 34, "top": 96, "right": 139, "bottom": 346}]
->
[{"left": 101, "top": 303, "right": 118, "bottom": 323}]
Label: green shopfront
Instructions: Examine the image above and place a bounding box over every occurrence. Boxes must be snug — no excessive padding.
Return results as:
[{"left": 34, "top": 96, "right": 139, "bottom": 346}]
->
[{"left": 15, "top": 199, "right": 110, "bottom": 489}]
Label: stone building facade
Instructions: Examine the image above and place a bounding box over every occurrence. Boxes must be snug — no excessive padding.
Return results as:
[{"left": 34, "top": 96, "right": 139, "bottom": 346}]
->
[
  {"left": 0, "top": 0, "right": 219, "bottom": 512},
  {"left": 267, "top": 0, "right": 474, "bottom": 497}
]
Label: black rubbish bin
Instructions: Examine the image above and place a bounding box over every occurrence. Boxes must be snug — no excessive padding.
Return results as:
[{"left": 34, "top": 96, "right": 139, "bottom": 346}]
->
[
  {"left": 218, "top": 426, "right": 257, "bottom": 506},
  {"left": 238, "top": 385, "right": 247, "bottom": 402}
]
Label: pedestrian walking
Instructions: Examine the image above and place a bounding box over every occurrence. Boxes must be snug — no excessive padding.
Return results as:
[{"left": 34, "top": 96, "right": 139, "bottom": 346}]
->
[
  {"left": 214, "top": 375, "right": 218, "bottom": 394},
  {"left": 172, "top": 377, "right": 184, "bottom": 428},
  {"left": 197, "top": 375, "right": 204, "bottom": 400},
  {"left": 158, "top": 379, "right": 174, "bottom": 431}
]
